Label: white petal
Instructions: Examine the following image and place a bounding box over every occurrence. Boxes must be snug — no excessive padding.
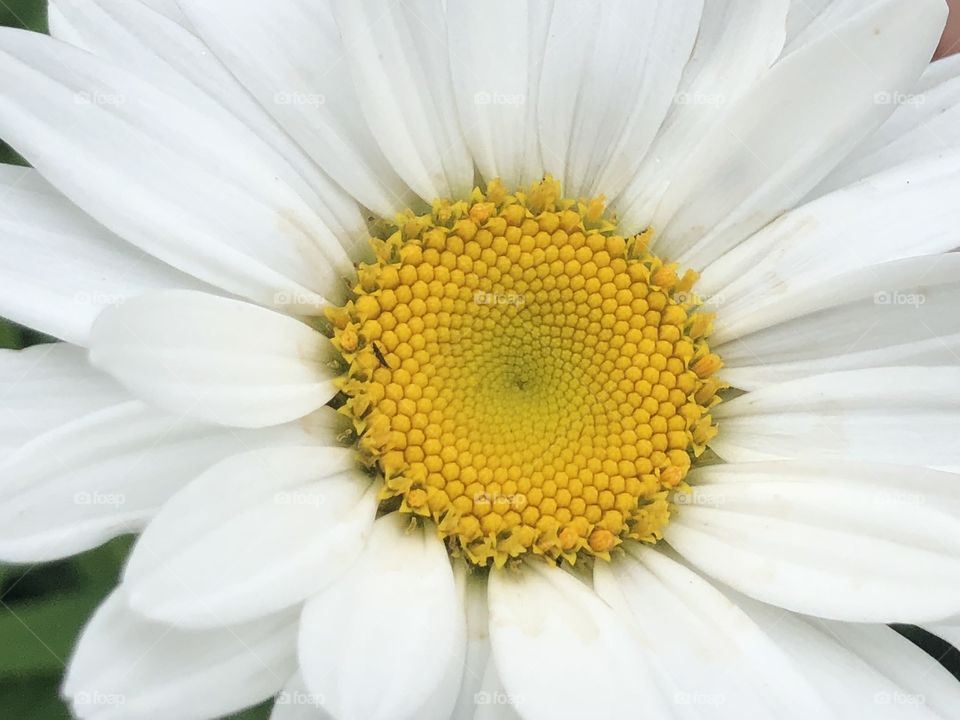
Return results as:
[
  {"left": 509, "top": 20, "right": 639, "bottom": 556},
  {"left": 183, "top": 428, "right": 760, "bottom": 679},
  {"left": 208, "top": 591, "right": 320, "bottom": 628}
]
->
[
  {"left": 64, "top": 590, "right": 298, "bottom": 720},
  {"left": 925, "top": 617, "right": 960, "bottom": 651},
  {"left": 783, "top": 0, "right": 872, "bottom": 55},
  {"left": 594, "top": 545, "right": 829, "bottom": 718},
  {"left": 136, "top": 0, "right": 187, "bottom": 26},
  {"left": 784, "top": 0, "right": 833, "bottom": 46},
  {"left": 733, "top": 594, "right": 950, "bottom": 719},
  {"left": 271, "top": 671, "right": 331, "bottom": 720},
  {"left": 538, "top": 0, "right": 702, "bottom": 200},
  {"left": 700, "top": 148, "right": 960, "bottom": 324},
  {"left": 815, "top": 54, "right": 960, "bottom": 196},
  {"left": 0, "top": 164, "right": 207, "bottom": 345},
  {"left": 0, "top": 343, "right": 125, "bottom": 461},
  {"left": 451, "top": 570, "right": 521, "bottom": 720},
  {"left": 123, "top": 446, "right": 377, "bottom": 628},
  {"left": 0, "top": 401, "right": 325, "bottom": 563},
  {"left": 447, "top": 0, "right": 550, "bottom": 191},
  {"left": 822, "top": 620, "right": 960, "bottom": 720},
  {"left": 651, "top": 0, "right": 946, "bottom": 270},
  {"left": 332, "top": 0, "right": 473, "bottom": 202},
  {"left": 717, "top": 254, "right": 960, "bottom": 389},
  {"left": 711, "top": 367, "right": 960, "bottom": 471},
  {"left": 178, "top": 0, "right": 412, "bottom": 218},
  {"left": 299, "top": 515, "right": 465, "bottom": 720},
  {"left": 47, "top": 0, "right": 366, "bottom": 259},
  {"left": 0, "top": 28, "right": 356, "bottom": 313},
  {"left": 487, "top": 560, "right": 670, "bottom": 720},
  {"left": 665, "top": 460, "right": 960, "bottom": 622},
  {"left": 616, "top": 0, "right": 789, "bottom": 234},
  {"left": 88, "top": 290, "right": 337, "bottom": 428}
]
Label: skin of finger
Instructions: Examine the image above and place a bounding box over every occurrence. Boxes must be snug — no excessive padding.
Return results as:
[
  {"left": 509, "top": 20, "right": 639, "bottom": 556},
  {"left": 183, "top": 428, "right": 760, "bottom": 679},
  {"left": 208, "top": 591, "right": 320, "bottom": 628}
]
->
[{"left": 936, "top": 0, "right": 960, "bottom": 58}]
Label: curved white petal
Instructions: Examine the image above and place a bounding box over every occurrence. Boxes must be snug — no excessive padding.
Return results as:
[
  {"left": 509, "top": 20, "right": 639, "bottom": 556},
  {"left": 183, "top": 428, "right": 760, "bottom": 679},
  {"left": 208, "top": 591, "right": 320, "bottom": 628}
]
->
[
  {"left": 63, "top": 590, "right": 298, "bottom": 720},
  {"left": 925, "top": 617, "right": 960, "bottom": 651},
  {"left": 88, "top": 290, "right": 337, "bottom": 428},
  {"left": 271, "top": 671, "right": 331, "bottom": 720},
  {"left": 299, "top": 515, "right": 465, "bottom": 720},
  {"left": 450, "top": 569, "right": 521, "bottom": 720},
  {"left": 0, "top": 27, "right": 355, "bottom": 313},
  {"left": 447, "top": 0, "right": 549, "bottom": 192},
  {"left": 178, "top": 0, "right": 412, "bottom": 218},
  {"left": 0, "top": 401, "right": 325, "bottom": 563},
  {"left": 123, "top": 446, "right": 377, "bottom": 628},
  {"left": 651, "top": 0, "right": 946, "bottom": 270},
  {"left": 783, "top": 0, "right": 873, "bottom": 55},
  {"left": 712, "top": 367, "right": 960, "bottom": 471},
  {"left": 732, "top": 593, "right": 952, "bottom": 719},
  {"left": 815, "top": 54, "right": 960, "bottom": 196},
  {"left": 824, "top": 621, "right": 960, "bottom": 720},
  {"left": 784, "top": 0, "right": 833, "bottom": 47},
  {"left": 47, "top": 0, "right": 366, "bottom": 258},
  {"left": 332, "top": 0, "right": 473, "bottom": 203},
  {"left": 617, "top": 0, "right": 789, "bottom": 234},
  {"left": 700, "top": 149, "right": 960, "bottom": 314},
  {"left": 0, "top": 343, "right": 125, "bottom": 461},
  {"left": 538, "top": 0, "right": 702, "bottom": 200},
  {"left": 0, "top": 164, "right": 206, "bottom": 345},
  {"left": 717, "top": 254, "right": 960, "bottom": 389},
  {"left": 487, "top": 560, "right": 670, "bottom": 720},
  {"left": 666, "top": 460, "right": 960, "bottom": 623},
  {"left": 594, "top": 545, "right": 830, "bottom": 718}
]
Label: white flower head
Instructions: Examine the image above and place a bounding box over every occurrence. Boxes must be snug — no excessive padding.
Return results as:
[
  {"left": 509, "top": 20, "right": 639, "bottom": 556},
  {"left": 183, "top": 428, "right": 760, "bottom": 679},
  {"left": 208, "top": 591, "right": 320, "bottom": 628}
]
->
[{"left": 1, "top": 0, "right": 960, "bottom": 718}]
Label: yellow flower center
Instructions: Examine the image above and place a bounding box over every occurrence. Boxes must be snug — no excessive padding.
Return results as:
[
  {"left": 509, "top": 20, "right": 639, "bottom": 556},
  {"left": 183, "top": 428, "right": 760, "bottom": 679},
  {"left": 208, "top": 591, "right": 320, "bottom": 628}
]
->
[{"left": 329, "top": 178, "right": 723, "bottom": 567}]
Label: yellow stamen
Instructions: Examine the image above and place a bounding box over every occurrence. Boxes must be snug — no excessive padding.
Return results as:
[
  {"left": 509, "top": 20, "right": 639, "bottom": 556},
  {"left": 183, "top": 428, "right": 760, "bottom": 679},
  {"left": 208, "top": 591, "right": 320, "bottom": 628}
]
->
[{"left": 330, "top": 177, "right": 723, "bottom": 566}]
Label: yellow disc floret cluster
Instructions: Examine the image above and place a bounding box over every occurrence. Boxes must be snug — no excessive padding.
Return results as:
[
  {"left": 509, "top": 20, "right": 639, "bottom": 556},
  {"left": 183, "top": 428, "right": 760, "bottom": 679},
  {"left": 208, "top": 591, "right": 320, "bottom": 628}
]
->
[{"left": 328, "top": 178, "right": 723, "bottom": 566}]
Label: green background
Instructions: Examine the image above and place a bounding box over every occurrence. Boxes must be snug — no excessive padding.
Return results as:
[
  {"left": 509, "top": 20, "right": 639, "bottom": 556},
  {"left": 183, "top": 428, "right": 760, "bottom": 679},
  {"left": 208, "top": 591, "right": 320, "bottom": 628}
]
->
[{"left": 0, "top": 0, "right": 957, "bottom": 717}]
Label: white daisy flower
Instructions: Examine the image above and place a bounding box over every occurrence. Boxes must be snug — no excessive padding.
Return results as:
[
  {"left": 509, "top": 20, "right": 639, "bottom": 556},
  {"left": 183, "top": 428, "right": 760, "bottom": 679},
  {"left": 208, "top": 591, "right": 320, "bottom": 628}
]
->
[{"left": 2, "top": 0, "right": 960, "bottom": 718}]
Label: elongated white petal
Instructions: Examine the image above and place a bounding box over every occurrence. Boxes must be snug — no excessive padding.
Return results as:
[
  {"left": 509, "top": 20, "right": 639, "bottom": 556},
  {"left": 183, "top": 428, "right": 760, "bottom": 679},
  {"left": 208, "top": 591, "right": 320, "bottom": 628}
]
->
[
  {"left": 0, "top": 401, "right": 325, "bottom": 563},
  {"left": 538, "top": 0, "right": 702, "bottom": 200},
  {"left": 0, "top": 343, "right": 125, "bottom": 461},
  {"left": 823, "top": 621, "right": 960, "bottom": 719},
  {"left": 700, "top": 149, "right": 960, "bottom": 313},
  {"left": 666, "top": 460, "right": 960, "bottom": 622},
  {"left": 925, "top": 617, "right": 960, "bottom": 651},
  {"left": 47, "top": 0, "right": 367, "bottom": 258},
  {"left": 124, "top": 446, "right": 377, "bottom": 628},
  {"left": 488, "top": 561, "right": 670, "bottom": 720},
  {"left": 594, "top": 545, "right": 829, "bottom": 718},
  {"left": 64, "top": 591, "right": 298, "bottom": 720},
  {"left": 0, "top": 28, "right": 355, "bottom": 313},
  {"left": 447, "top": 0, "right": 549, "bottom": 192},
  {"left": 178, "top": 0, "right": 412, "bottom": 218},
  {"left": 332, "top": 0, "right": 473, "bottom": 203},
  {"left": 617, "top": 0, "right": 789, "bottom": 234},
  {"left": 733, "top": 593, "right": 952, "bottom": 719},
  {"left": 449, "top": 570, "right": 520, "bottom": 720},
  {"left": 712, "top": 367, "right": 960, "bottom": 471},
  {"left": 783, "top": 0, "right": 873, "bottom": 55},
  {"left": 299, "top": 516, "right": 465, "bottom": 720},
  {"left": 815, "top": 54, "right": 960, "bottom": 196},
  {"left": 652, "top": 0, "right": 946, "bottom": 270},
  {"left": 717, "top": 254, "right": 960, "bottom": 389},
  {"left": 0, "top": 165, "right": 206, "bottom": 345},
  {"left": 88, "top": 291, "right": 336, "bottom": 428},
  {"left": 784, "top": 0, "right": 834, "bottom": 46}
]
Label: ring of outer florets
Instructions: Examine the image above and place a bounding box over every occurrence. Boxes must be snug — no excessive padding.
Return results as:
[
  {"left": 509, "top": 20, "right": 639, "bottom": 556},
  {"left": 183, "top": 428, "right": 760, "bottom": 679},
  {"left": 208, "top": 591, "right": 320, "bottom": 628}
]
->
[{"left": 328, "top": 177, "right": 723, "bottom": 567}]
